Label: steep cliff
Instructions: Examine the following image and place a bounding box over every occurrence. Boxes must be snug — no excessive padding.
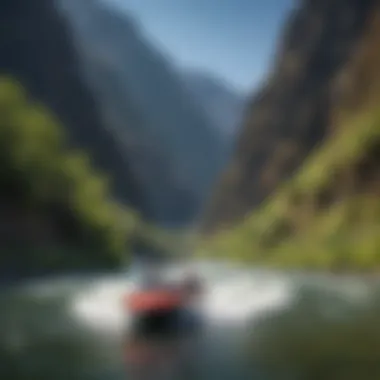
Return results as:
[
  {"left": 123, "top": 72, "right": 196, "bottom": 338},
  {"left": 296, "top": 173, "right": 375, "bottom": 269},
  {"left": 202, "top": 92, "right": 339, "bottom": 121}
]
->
[
  {"left": 203, "top": 0, "right": 380, "bottom": 232},
  {"left": 0, "top": 0, "right": 148, "bottom": 217},
  {"left": 58, "top": 0, "right": 228, "bottom": 226},
  {"left": 201, "top": 0, "right": 380, "bottom": 270},
  {"left": 0, "top": 0, "right": 158, "bottom": 278}
]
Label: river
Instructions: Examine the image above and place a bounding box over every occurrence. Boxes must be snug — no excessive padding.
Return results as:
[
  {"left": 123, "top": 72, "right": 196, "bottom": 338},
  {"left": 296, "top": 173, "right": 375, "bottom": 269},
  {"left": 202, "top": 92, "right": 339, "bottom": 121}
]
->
[{"left": 1, "top": 261, "right": 380, "bottom": 380}]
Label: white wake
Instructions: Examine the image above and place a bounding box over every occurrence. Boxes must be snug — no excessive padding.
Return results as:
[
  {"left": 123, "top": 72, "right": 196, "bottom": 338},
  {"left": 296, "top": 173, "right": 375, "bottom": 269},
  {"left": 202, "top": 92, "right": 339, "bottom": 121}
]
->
[{"left": 70, "top": 262, "right": 294, "bottom": 334}]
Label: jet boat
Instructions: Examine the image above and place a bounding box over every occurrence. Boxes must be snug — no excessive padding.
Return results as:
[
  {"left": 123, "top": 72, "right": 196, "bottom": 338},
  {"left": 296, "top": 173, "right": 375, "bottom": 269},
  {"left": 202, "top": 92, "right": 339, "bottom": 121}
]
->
[{"left": 123, "top": 267, "right": 203, "bottom": 338}]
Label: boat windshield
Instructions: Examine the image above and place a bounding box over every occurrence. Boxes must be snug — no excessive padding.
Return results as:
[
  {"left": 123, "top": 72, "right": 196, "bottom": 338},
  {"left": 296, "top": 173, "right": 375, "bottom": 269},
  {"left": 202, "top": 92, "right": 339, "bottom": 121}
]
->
[{"left": 129, "top": 258, "right": 166, "bottom": 289}]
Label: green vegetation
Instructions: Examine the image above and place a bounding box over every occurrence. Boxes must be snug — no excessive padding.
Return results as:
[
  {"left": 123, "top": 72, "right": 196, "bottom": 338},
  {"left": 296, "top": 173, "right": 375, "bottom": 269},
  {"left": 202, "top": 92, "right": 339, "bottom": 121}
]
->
[
  {"left": 200, "top": 107, "right": 380, "bottom": 271},
  {"left": 0, "top": 75, "right": 137, "bottom": 269},
  {"left": 0, "top": 76, "right": 186, "bottom": 272}
]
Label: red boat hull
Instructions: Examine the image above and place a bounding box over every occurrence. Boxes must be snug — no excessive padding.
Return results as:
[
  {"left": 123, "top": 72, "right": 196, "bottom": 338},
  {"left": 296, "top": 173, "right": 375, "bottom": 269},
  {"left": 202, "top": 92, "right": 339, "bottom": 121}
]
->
[{"left": 125, "top": 290, "right": 183, "bottom": 313}]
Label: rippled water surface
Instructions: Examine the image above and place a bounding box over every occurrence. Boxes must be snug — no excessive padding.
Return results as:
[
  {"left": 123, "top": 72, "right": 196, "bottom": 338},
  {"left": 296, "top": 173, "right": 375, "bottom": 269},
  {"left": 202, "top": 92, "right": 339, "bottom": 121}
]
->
[{"left": 1, "top": 261, "right": 380, "bottom": 380}]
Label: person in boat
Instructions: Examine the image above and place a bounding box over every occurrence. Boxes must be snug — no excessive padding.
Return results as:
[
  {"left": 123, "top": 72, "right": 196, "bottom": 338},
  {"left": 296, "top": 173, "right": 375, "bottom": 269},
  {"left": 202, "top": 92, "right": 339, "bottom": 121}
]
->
[
  {"left": 181, "top": 272, "right": 203, "bottom": 301},
  {"left": 124, "top": 272, "right": 203, "bottom": 379},
  {"left": 126, "top": 266, "right": 203, "bottom": 334},
  {"left": 140, "top": 264, "right": 163, "bottom": 289}
]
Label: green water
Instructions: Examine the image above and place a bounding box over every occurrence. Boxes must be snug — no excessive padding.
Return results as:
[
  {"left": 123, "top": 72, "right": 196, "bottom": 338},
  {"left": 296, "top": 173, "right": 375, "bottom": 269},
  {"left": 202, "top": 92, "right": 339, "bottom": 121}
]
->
[{"left": 1, "top": 265, "right": 380, "bottom": 380}]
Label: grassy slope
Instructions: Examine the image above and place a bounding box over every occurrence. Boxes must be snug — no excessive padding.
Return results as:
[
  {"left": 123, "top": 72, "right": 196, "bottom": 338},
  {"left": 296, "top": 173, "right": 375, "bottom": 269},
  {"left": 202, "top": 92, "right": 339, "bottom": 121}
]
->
[
  {"left": 0, "top": 76, "right": 184, "bottom": 273},
  {"left": 200, "top": 12, "right": 380, "bottom": 380},
  {"left": 200, "top": 106, "right": 380, "bottom": 270},
  {"left": 200, "top": 8, "right": 380, "bottom": 272},
  {"left": 0, "top": 75, "right": 135, "bottom": 270}
]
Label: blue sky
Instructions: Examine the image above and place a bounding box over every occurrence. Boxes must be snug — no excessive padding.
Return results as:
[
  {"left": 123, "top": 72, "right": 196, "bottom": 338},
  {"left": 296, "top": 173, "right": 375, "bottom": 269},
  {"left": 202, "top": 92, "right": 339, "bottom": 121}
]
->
[{"left": 107, "top": 0, "right": 295, "bottom": 94}]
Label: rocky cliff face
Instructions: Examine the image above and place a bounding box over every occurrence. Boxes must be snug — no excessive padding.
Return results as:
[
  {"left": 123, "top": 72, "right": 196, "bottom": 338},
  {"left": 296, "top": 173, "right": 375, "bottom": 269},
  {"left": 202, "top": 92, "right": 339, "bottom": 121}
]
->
[
  {"left": 0, "top": 0, "right": 147, "bottom": 214},
  {"left": 58, "top": 0, "right": 228, "bottom": 226},
  {"left": 202, "top": 0, "right": 380, "bottom": 233},
  {"left": 0, "top": 0, "right": 226, "bottom": 228}
]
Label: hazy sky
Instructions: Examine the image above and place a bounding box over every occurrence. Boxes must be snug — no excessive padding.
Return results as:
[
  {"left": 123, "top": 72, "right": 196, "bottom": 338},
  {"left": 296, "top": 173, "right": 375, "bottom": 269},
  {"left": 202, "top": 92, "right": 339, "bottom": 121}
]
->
[{"left": 108, "top": 0, "right": 295, "bottom": 93}]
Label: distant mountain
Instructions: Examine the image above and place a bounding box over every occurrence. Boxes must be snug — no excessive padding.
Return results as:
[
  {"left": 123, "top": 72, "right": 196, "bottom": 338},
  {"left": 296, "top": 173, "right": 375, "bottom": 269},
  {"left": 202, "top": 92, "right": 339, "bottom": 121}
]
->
[
  {"left": 58, "top": 0, "right": 228, "bottom": 226},
  {"left": 180, "top": 70, "right": 246, "bottom": 139}
]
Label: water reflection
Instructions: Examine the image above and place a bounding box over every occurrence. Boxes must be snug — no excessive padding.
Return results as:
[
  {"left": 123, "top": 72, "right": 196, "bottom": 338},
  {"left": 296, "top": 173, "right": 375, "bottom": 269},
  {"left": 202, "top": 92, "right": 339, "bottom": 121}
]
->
[
  {"left": 0, "top": 276, "right": 249, "bottom": 380},
  {"left": 1, "top": 269, "right": 380, "bottom": 380},
  {"left": 0, "top": 292, "right": 86, "bottom": 379},
  {"left": 249, "top": 275, "right": 380, "bottom": 380}
]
